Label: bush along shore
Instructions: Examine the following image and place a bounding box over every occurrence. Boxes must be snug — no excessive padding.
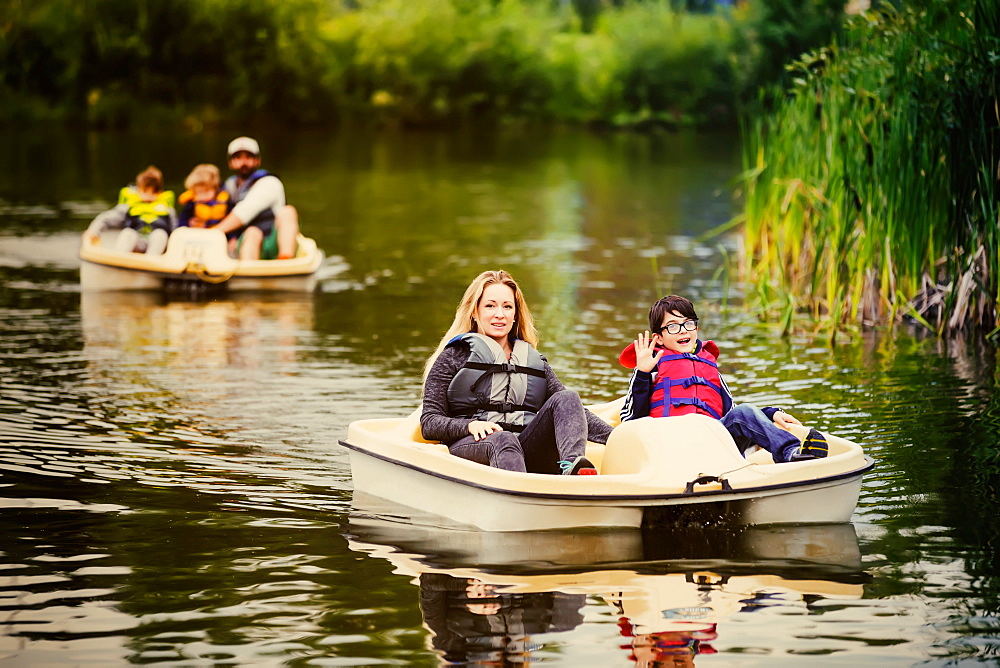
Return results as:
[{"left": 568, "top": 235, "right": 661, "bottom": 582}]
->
[
  {"left": 739, "top": 0, "right": 1000, "bottom": 338},
  {"left": 1, "top": 0, "right": 844, "bottom": 129}
]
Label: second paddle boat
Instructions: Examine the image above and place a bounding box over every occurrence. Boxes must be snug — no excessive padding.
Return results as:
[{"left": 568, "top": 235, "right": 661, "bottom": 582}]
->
[{"left": 80, "top": 226, "right": 325, "bottom": 292}]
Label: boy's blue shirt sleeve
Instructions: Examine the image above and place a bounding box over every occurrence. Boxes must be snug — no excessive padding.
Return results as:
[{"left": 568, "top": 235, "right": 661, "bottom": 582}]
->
[{"left": 620, "top": 369, "right": 653, "bottom": 422}]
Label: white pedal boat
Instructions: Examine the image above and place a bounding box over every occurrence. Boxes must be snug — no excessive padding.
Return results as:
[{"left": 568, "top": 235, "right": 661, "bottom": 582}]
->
[
  {"left": 340, "top": 399, "right": 874, "bottom": 532},
  {"left": 80, "top": 226, "right": 324, "bottom": 292}
]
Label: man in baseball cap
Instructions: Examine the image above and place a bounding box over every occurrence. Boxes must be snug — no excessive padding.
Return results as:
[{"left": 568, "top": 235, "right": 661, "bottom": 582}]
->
[
  {"left": 215, "top": 136, "right": 300, "bottom": 260},
  {"left": 227, "top": 136, "right": 260, "bottom": 158}
]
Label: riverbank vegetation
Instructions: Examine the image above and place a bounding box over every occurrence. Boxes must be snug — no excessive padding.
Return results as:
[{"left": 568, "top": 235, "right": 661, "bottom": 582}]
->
[
  {"left": 740, "top": 0, "right": 999, "bottom": 337},
  {"left": 1, "top": 0, "right": 843, "bottom": 129}
]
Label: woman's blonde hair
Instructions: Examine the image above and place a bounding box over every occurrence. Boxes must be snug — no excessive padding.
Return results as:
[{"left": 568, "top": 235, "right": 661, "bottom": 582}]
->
[{"left": 422, "top": 270, "right": 538, "bottom": 380}]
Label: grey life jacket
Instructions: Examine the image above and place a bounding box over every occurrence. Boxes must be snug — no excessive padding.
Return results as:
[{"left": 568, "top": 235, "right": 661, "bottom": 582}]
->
[{"left": 445, "top": 333, "right": 547, "bottom": 432}]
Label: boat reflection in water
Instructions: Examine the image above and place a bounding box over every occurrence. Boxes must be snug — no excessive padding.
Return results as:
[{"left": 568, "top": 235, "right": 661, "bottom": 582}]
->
[
  {"left": 80, "top": 290, "right": 315, "bottom": 373},
  {"left": 346, "top": 494, "right": 866, "bottom": 666},
  {"left": 418, "top": 573, "right": 586, "bottom": 664},
  {"left": 79, "top": 290, "right": 323, "bottom": 443}
]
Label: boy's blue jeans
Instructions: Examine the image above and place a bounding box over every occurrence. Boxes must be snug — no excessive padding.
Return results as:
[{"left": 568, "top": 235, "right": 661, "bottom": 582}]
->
[{"left": 720, "top": 404, "right": 801, "bottom": 463}]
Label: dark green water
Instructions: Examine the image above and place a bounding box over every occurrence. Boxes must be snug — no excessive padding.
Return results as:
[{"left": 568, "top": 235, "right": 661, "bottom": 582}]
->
[{"left": 1, "top": 125, "right": 999, "bottom": 666}]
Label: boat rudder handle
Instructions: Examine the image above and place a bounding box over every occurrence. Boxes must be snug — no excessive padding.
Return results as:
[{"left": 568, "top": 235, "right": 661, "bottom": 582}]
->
[{"left": 684, "top": 474, "right": 733, "bottom": 494}]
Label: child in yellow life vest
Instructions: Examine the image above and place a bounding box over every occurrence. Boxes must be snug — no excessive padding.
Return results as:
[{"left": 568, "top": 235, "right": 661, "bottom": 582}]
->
[
  {"left": 177, "top": 164, "right": 232, "bottom": 231},
  {"left": 84, "top": 165, "right": 176, "bottom": 254}
]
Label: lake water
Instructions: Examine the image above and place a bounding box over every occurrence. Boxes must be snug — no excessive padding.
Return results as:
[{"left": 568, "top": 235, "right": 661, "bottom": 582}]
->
[{"left": 1, "top": 124, "right": 998, "bottom": 666}]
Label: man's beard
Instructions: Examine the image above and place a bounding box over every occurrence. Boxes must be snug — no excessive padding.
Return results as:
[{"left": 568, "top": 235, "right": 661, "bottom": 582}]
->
[{"left": 237, "top": 165, "right": 255, "bottom": 179}]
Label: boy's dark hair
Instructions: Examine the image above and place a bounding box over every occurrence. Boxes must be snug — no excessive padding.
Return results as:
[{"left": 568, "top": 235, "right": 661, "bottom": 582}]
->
[{"left": 649, "top": 295, "right": 698, "bottom": 332}]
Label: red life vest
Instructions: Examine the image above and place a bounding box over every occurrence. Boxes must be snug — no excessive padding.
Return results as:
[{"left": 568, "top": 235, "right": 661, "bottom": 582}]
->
[{"left": 619, "top": 340, "right": 725, "bottom": 419}]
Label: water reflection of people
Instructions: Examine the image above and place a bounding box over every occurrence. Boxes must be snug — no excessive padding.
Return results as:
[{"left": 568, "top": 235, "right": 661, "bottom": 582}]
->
[
  {"left": 618, "top": 617, "right": 718, "bottom": 668},
  {"left": 418, "top": 572, "right": 585, "bottom": 664},
  {"left": 420, "top": 269, "right": 612, "bottom": 474},
  {"left": 80, "top": 291, "right": 314, "bottom": 374},
  {"left": 347, "top": 519, "right": 866, "bottom": 666}
]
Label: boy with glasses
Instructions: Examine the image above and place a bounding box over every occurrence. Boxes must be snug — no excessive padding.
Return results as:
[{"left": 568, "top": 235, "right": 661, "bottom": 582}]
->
[{"left": 618, "top": 295, "right": 828, "bottom": 462}]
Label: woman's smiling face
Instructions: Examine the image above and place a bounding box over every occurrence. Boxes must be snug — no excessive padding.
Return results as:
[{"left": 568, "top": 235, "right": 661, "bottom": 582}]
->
[{"left": 475, "top": 282, "right": 516, "bottom": 346}]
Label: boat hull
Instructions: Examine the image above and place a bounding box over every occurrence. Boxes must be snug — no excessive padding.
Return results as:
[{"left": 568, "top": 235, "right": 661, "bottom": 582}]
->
[
  {"left": 79, "top": 227, "right": 324, "bottom": 292},
  {"left": 640, "top": 474, "right": 865, "bottom": 528},
  {"left": 341, "top": 409, "right": 875, "bottom": 532},
  {"left": 348, "top": 447, "right": 644, "bottom": 531}
]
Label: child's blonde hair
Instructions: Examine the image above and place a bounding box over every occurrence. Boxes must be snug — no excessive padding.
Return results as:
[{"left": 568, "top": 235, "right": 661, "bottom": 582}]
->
[
  {"left": 135, "top": 165, "right": 164, "bottom": 193},
  {"left": 184, "top": 164, "right": 221, "bottom": 191}
]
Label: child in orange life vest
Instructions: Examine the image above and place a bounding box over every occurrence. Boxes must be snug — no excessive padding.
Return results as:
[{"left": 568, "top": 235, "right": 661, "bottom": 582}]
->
[
  {"left": 619, "top": 295, "right": 828, "bottom": 463},
  {"left": 84, "top": 165, "right": 176, "bottom": 254},
  {"left": 178, "top": 163, "right": 233, "bottom": 233}
]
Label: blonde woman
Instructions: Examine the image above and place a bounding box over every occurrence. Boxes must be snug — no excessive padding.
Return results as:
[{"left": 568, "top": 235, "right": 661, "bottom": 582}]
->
[{"left": 420, "top": 270, "right": 611, "bottom": 475}]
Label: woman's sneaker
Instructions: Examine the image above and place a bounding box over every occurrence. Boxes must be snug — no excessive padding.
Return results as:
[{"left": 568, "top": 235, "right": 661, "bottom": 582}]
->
[
  {"left": 559, "top": 456, "right": 598, "bottom": 475},
  {"left": 791, "top": 428, "right": 829, "bottom": 461}
]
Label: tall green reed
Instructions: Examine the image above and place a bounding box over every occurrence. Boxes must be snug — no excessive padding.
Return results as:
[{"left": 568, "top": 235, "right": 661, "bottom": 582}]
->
[{"left": 741, "top": 0, "right": 999, "bottom": 336}]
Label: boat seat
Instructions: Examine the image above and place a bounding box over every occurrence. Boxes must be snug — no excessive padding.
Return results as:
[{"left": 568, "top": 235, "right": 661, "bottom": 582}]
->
[
  {"left": 601, "top": 414, "right": 749, "bottom": 478},
  {"left": 587, "top": 397, "right": 625, "bottom": 427},
  {"left": 393, "top": 412, "right": 449, "bottom": 453}
]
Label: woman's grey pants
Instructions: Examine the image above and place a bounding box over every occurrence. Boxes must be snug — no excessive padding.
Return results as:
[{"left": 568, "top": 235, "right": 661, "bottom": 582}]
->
[{"left": 447, "top": 390, "right": 588, "bottom": 474}]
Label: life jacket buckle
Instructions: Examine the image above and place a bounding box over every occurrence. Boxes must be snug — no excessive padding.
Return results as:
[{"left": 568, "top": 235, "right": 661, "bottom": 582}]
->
[{"left": 683, "top": 376, "right": 707, "bottom": 388}]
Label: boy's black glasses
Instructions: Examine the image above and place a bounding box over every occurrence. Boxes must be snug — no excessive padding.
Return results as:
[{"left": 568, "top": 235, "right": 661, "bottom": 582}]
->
[{"left": 657, "top": 319, "right": 698, "bottom": 335}]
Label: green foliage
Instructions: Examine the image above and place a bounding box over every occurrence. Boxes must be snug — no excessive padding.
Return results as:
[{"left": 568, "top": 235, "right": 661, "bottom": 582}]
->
[
  {"left": 0, "top": 0, "right": 846, "bottom": 128},
  {"left": 730, "top": 0, "right": 846, "bottom": 97},
  {"left": 325, "top": 0, "right": 562, "bottom": 122},
  {"left": 544, "top": 31, "right": 623, "bottom": 122},
  {"left": 0, "top": 0, "right": 342, "bottom": 126},
  {"left": 741, "top": 0, "right": 1000, "bottom": 335},
  {"left": 596, "top": 2, "right": 735, "bottom": 126}
]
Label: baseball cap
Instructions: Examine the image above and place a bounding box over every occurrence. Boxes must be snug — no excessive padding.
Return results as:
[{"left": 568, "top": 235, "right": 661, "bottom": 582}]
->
[{"left": 227, "top": 136, "right": 260, "bottom": 157}]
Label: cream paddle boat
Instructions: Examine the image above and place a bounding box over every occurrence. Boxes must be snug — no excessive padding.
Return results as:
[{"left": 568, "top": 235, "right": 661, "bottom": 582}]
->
[
  {"left": 340, "top": 399, "right": 874, "bottom": 532},
  {"left": 80, "top": 226, "right": 324, "bottom": 292}
]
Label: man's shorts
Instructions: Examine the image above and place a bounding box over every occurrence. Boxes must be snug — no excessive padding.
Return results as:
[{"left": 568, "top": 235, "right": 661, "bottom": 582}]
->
[
  {"left": 236, "top": 223, "right": 280, "bottom": 260},
  {"left": 260, "top": 225, "right": 279, "bottom": 260}
]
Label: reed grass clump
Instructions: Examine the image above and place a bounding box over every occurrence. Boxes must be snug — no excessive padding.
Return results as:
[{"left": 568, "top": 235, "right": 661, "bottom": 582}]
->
[{"left": 740, "top": 0, "right": 1000, "bottom": 337}]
